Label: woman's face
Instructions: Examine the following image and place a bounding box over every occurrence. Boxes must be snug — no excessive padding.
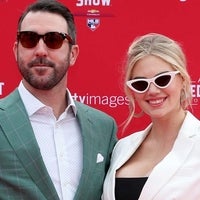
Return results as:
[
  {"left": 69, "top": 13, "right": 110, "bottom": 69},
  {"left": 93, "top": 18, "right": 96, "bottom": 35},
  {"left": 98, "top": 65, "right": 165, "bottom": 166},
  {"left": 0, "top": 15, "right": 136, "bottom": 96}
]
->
[{"left": 130, "top": 55, "right": 184, "bottom": 120}]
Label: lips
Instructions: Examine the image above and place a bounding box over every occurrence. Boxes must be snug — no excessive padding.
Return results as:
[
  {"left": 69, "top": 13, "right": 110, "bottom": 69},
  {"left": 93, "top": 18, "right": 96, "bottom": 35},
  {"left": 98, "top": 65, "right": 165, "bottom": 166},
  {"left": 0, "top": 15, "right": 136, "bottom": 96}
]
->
[
  {"left": 31, "top": 65, "right": 51, "bottom": 75},
  {"left": 147, "top": 97, "right": 166, "bottom": 106},
  {"left": 28, "top": 58, "right": 55, "bottom": 68},
  {"left": 32, "top": 65, "right": 49, "bottom": 68}
]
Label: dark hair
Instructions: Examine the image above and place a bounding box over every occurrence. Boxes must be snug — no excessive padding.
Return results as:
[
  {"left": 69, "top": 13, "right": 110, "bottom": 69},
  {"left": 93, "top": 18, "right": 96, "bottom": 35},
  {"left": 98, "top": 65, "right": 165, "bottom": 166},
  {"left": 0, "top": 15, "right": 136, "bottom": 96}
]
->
[{"left": 17, "top": 0, "right": 76, "bottom": 44}]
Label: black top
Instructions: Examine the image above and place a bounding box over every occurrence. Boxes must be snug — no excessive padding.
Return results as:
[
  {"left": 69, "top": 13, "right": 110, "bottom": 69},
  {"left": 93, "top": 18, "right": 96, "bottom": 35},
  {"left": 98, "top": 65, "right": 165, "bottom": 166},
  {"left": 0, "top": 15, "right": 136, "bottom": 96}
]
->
[{"left": 115, "top": 177, "right": 148, "bottom": 200}]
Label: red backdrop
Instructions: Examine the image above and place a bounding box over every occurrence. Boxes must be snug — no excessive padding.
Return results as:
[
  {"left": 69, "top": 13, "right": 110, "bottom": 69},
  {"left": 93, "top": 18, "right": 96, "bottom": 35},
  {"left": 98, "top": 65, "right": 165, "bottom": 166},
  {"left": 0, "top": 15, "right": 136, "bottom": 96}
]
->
[{"left": 1, "top": 0, "right": 200, "bottom": 138}]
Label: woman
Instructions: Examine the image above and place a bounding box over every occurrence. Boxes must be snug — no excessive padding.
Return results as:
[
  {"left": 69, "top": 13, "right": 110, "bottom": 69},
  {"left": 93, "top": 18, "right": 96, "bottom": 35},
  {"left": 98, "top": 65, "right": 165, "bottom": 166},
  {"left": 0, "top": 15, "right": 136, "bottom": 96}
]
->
[{"left": 102, "top": 33, "right": 200, "bottom": 200}]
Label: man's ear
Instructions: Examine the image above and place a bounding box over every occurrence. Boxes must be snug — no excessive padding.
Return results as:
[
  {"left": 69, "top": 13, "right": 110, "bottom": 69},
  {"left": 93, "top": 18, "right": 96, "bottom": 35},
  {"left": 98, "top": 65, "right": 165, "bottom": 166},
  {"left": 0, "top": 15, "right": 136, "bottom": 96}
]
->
[
  {"left": 13, "top": 41, "right": 18, "bottom": 61},
  {"left": 69, "top": 44, "right": 79, "bottom": 66}
]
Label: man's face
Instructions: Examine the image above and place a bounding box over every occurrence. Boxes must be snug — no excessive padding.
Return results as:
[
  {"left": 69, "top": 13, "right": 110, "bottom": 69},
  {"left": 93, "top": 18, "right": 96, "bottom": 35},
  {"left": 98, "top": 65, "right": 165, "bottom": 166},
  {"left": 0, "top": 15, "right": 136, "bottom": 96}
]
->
[{"left": 13, "top": 11, "right": 79, "bottom": 90}]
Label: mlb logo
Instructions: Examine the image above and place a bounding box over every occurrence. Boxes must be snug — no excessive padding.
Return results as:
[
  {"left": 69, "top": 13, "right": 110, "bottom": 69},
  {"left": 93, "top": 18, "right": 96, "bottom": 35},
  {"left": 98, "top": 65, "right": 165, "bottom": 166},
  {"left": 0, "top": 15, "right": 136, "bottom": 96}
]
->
[{"left": 87, "top": 18, "right": 100, "bottom": 31}]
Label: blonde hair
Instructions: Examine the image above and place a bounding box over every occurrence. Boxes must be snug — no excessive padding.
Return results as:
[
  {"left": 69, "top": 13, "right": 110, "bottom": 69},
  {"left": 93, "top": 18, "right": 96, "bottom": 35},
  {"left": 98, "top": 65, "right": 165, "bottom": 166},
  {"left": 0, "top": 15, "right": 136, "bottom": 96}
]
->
[{"left": 123, "top": 33, "right": 192, "bottom": 132}]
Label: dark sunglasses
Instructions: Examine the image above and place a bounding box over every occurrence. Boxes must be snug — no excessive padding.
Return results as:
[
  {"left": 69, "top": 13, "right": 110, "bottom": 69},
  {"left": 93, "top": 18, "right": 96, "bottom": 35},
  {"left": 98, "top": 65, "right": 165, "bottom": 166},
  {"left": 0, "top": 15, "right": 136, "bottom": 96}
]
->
[
  {"left": 17, "top": 31, "right": 74, "bottom": 49},
  {"left": 126, "top": 71, "right": 180, "bottom": 93}
]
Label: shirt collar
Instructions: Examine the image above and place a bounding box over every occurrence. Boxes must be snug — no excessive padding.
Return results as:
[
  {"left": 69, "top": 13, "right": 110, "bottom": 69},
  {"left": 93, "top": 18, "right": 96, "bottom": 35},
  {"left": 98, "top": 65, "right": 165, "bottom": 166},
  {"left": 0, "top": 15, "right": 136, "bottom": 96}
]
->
[{"left": 18, "top": 81, "right": 77, "bottom": 117}]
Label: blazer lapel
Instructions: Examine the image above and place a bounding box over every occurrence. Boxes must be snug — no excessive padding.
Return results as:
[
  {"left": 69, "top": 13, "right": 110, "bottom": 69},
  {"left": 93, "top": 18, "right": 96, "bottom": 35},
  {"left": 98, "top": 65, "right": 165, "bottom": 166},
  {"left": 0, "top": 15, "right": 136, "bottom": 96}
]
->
[
  {"left": 113, "top": 125, "right": 152, "bottom": 171},
  {"left": 139, "top": 112, "right": 197, "bottom": 200},
  {"left": 0, "top": 90, "right": 59, "bottom": 200},
  {"left": 73, "top": 103, "right": 95, "bottom": 199},
  {"left": 139, "top": 137, "right": 194, "bottom": 199}
]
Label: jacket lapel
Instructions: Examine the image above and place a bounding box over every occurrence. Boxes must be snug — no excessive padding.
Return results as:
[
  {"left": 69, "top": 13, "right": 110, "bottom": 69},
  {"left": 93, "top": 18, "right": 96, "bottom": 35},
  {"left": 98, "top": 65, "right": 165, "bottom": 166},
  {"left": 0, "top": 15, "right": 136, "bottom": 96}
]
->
[
  {"left": 139, "top": 111, "right": 198, "bottom": 200},
  {"left": 139, "top": 137, "right": 194, "bottom": 200},
  {"left": 73, "top": 102, "right": 95, "bottom": 199},
  {"left": 112, "top": 125, "right": 151, "bottom": 171},
  {"left": 0, "top": 90, "right": 59, "bottom": 200}
]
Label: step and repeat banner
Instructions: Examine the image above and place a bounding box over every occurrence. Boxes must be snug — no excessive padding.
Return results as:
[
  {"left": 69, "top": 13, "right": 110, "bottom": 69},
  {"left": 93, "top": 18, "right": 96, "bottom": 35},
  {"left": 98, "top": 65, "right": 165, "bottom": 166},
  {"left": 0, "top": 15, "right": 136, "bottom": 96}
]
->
[{"left": 0, "top": 0, "right": 200, "bottom": 137}]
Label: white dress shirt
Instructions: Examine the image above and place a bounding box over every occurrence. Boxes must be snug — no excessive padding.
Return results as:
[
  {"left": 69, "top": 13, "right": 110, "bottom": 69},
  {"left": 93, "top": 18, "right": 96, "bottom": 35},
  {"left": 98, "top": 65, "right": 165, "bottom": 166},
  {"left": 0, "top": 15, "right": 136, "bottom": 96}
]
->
[{"left": 18, "top": 82, "right": 83, "bottom": 200}]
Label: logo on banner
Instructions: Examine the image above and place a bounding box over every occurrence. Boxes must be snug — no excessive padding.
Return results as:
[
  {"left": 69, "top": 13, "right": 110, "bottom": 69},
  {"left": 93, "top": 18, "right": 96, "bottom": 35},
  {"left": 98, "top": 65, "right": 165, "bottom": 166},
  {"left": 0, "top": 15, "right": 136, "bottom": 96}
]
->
[
  {"left": 191, "top": 78, "right": 200, "bottom": 107},
  {"left": 76, "top": 0, "right": 111, "bottom": 6},
  {"left": 87, "top": 18, "right": 100, "bottom": 31},
  {"left": 87, "top": 9, "right": 100, "bottom": 31},
  {"left": 0, "top": 82, "right": 5, "bottom": 95},
  {"left": 74, "top": 0, "right": 113, "bottom": 31}
]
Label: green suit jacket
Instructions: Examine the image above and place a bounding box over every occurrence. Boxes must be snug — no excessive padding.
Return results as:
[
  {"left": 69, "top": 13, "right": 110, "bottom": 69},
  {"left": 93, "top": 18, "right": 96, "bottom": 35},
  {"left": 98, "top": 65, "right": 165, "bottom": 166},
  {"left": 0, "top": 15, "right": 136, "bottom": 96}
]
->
[{"left": 0, "top": 89, "right": 117, "bottom": 200}]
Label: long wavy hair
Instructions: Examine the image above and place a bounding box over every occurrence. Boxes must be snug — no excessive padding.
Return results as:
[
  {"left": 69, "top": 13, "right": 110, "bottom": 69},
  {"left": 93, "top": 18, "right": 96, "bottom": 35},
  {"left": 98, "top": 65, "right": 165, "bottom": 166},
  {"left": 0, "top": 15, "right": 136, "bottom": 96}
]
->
[{"left": 122, "top": 33, "right": 192, "bottom": 132}]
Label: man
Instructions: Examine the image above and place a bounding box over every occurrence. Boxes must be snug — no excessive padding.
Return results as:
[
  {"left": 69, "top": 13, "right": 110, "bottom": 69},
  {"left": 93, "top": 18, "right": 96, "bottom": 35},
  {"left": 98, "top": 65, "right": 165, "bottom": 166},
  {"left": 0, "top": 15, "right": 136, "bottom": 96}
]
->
[{"left": 0, "top": 0, "right": 117, "bottom": 199}]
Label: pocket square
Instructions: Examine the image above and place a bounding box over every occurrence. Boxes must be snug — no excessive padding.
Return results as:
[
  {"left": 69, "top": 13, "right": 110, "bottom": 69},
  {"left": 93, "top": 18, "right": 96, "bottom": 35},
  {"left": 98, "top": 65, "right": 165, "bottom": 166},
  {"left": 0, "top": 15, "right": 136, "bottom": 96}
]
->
[{"left": 96, "top": 153, "right": 104, "bottom": 163}]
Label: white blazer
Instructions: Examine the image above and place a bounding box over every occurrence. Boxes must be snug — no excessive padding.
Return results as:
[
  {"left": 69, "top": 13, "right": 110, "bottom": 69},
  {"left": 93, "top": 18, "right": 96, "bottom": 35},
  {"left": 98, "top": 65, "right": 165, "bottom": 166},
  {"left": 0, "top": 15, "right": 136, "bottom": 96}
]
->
[{"left": 102, "top": 111, "right": 200, "bottom": 200}]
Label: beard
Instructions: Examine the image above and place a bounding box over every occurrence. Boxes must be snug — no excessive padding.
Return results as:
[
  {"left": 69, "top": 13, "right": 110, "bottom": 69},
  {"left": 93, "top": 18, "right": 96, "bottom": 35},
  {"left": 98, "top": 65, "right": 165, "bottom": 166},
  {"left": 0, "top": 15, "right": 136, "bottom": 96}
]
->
[{"left": 17, "top": 56, "right": 70, "bottom": 90}]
